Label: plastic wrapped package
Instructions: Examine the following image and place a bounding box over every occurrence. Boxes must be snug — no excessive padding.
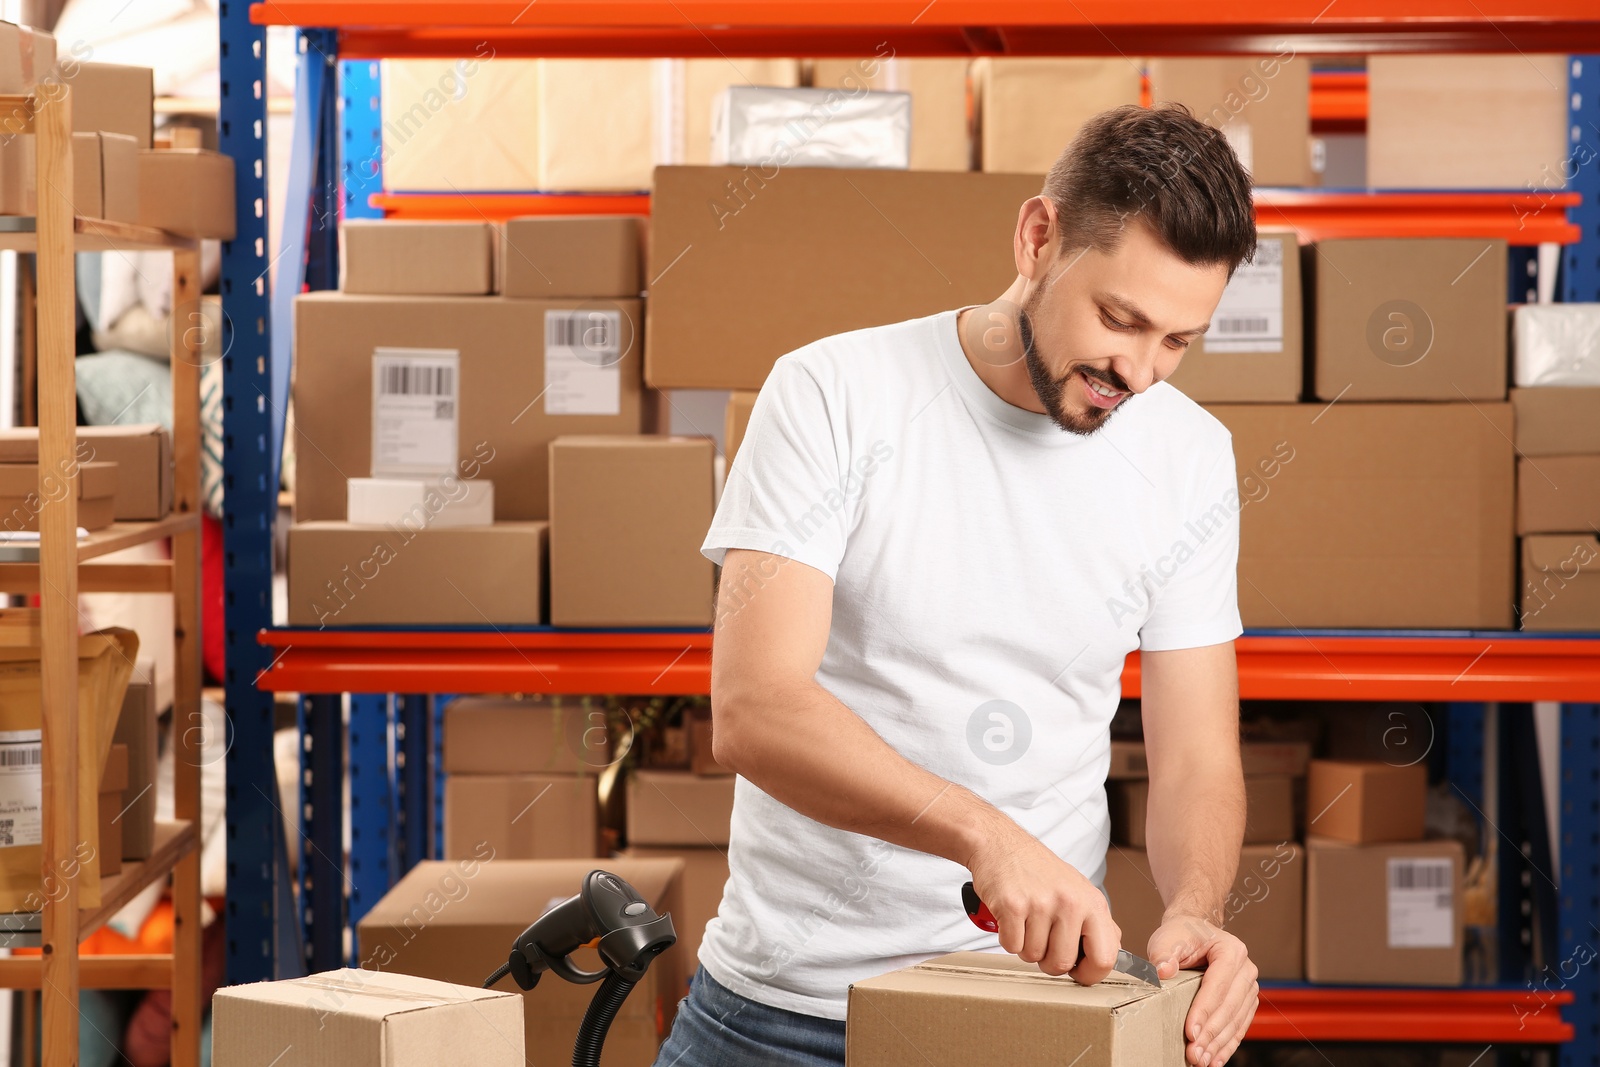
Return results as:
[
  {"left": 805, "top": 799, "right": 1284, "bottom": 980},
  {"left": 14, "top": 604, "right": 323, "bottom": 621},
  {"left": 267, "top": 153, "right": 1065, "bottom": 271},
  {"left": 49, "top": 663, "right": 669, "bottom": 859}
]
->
[
  {"left": 711, "top": 85, "right": 911, "bottom": 170},
  {"left": 1513, "top": 304, "right": 1600, "bottom": 386}
]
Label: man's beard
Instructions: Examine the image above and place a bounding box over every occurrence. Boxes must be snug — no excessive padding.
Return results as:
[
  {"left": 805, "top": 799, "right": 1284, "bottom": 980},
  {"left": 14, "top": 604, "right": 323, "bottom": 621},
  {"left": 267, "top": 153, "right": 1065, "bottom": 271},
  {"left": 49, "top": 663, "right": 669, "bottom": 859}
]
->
[{"left": 1018, "top": 289, "right": 1123, "bottom": 437}]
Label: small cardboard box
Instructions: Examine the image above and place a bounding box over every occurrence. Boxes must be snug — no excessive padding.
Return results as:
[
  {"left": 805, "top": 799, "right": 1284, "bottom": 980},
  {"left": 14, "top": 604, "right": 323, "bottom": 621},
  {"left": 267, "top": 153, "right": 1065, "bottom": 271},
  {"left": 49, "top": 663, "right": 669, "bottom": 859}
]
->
[
  {"left": 356, "top": 857, "right": 682, "bottom": 1066},
  {"left": 98, "top": 132, "right": 139, "bottom": 223},
  {"left": 621, "top": 844, "right": 729, "bottom": 980},
  {"left": 548, "top": 436, "right": 715, "bottom": 627},
  {"left": 500, "top": 215, "right": 642, "bottom": 299},
  {"left": 724, "top": 391, "right": 757, "bottom": 466},
  {"left": 113, "top": 660, "right": 159, "bottom": 861},
  {"left": 1511, "top": 388, "right": 1600, "bottom": 456},
  {"left": 1304, "top": 238, "right": 1508, "bottom": 401},
  {"left": 443, "top": 773, "right": 599, "bottom": 861},
  {"left": 1148, "top": 56, "right": 1312, "bottom": 186},
  {"left": 346, "top": 476, "right": 495, "bottom": 529},
  {"left": 96, "top": 742, "right": 129, "bottom": 877},
  {"left": 286, "top": 521, "right": 547, "bottom": 627},
  {"left": 1104, "top": 844, "right": 1305, "bottom": 981},
  {"left": 137, "top": 148, "right": 235, "bottom": 238},
  {"left": 1240, "top": 739, "right": 1313, "bottom": 777},
  {"left": 443, "top": 695, "right": 610, "bottom": 775},
  {"left": 1519, "top": 534, "right": 1600, "bottom": 631},
  {"left": 626, "top": 770, "right": 734, "bottom": 847},
  {"left": 972, "top": 58, "right": 1142, "bottom": 174},
  {"left": 1305, "top": 836, "right": 1464, "bottom": 986},
  {"left": 1109, "top": 775, "right": 1295, "bottom": 848},
  {"left": 848, "top": 952, "right": 1204, "bottom": 1066},
  {"left": 69, "top": 132, "right": 102, "bottom": 217},
  {"left": 1517, "top": 455, "right": 1600, "bottom": 535},
  {"left": 211, "top": 968, "right": 526, "bottom": 1067},
  {"left": 0, "top": 460, "right": 117, "bottom": 531},
  {"left": 341, "top": 220, "right": 496, "bottom": 296},
  {"left": 0, "top": 425, "right": 172, "bottom": 521},
  {"left": 1106, "top": 740, "right": 1147, "bottom": 780},
  {"left": 1306, "top": 759, "right": 1427, "bottom": 844},
  {"left": 811, "top": 57, "right": 971, "bottom": 172},
  {"left": 68, "top": 61, "right": 154, "bottom": 147}
]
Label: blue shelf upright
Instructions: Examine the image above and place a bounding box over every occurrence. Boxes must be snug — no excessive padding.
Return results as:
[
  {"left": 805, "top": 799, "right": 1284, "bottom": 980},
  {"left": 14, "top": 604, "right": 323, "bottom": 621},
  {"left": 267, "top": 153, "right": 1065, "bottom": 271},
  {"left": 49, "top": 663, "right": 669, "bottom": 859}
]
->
[{"left": 1565, "top": 56, "right": 1600, "bottom": 302}]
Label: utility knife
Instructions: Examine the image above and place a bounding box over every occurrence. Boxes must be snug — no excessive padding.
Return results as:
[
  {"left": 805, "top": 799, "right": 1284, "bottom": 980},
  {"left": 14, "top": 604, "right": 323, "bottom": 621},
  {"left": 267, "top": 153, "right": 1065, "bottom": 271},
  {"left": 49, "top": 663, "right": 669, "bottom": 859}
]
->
[{"left": 960, "top": 880, "right": 1161, "bottom": 988}]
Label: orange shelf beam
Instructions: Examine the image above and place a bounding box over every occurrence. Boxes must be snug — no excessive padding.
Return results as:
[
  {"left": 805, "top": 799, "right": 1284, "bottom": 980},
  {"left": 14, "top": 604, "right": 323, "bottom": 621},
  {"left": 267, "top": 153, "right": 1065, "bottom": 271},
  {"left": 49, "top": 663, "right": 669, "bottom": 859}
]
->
[
  {"left": 367, "top": 192, "right": 650, "bottom": 220},
  {"left": 1309, "top": 70, "right": 1367, "bottom": 132},
  {"left": 1250, "top": 987, "right": 1574, "bottom": 1043}
]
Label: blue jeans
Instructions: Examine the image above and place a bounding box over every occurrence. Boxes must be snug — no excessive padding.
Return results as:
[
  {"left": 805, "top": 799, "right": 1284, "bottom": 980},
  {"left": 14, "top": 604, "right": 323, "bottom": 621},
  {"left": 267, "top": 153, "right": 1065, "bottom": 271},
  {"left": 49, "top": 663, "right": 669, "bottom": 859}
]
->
[{"left": 652, "top": 965, "right": 846, "bottom": 1067}]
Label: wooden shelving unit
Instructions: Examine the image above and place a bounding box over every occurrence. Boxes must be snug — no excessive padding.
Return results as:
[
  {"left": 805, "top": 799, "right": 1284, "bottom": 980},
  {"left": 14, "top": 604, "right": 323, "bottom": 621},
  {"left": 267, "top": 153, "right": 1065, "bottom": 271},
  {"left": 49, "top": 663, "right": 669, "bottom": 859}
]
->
[{"left": 0, "top": 89, "right": 205, "bottom": 1067}]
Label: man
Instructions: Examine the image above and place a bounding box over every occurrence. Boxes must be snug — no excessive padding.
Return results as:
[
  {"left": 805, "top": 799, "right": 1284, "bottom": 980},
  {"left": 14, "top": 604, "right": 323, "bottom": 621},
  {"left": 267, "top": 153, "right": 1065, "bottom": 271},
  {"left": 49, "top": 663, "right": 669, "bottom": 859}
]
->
[{"left": 654, "top": 104, "right": 1259, "bottom": 1067}]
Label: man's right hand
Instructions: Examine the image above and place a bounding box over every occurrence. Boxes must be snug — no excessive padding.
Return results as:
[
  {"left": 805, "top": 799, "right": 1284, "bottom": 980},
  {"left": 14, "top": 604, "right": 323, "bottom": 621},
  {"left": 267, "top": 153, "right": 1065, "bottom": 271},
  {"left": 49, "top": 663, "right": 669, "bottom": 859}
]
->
[{"left": 968, "top": 820, "right": 1122, "bottom": 985}]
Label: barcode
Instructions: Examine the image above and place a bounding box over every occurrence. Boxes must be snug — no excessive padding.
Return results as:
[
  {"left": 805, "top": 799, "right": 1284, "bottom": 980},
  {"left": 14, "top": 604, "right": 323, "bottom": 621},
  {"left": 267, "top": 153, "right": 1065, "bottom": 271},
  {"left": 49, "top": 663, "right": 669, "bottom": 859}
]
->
[
  {"left": 0, "top": 748, "right": 40, "bottom": 768},
  {"left": 1391, "top": 862, "right": 1450, "bottom": 889},
  {"left": 379, "top": 363, "right": 454, "bottom": 397},
  {"left": 546, "top": 312, "right": 610, "bottom": 350},
  {"left": 0, "top": 819, "right": 11, "bottom": 847},
  {"left": 1214, "top": 316, "right": 1270, "bottom": 335}
]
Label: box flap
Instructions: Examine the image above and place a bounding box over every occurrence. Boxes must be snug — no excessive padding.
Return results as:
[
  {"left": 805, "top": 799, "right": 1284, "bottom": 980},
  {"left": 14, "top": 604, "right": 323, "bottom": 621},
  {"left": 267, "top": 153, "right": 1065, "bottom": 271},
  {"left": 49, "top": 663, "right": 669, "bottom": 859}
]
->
[
  {"left": 858, "top": 951, "right": 1198, "bottom": 1011},
  {"left": 216, "top": 968, "right": 514, "bottom": 1020},
  {"left": 1525, "top": 534, "right": 1600, "bottom": 571}
]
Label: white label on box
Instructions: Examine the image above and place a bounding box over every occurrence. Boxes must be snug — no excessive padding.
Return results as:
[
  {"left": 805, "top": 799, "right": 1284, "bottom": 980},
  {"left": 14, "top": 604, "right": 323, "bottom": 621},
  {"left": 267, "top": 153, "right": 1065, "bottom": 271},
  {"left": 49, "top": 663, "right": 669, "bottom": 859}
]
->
[
  {"left": 1205, "top": 237, "right": 1283, "bottom": 353},
  {"left": 372, "top": 348, "right": 459, "bottom": 477},
  {"left": 1387, "top": 857, "right": 1454, "bottom": 948},
  {"left": 0, "top": 729, "right": 43, "bottom": 848},
  {"left": 544, "top": 310, "right": 622, "bottom": 417}
]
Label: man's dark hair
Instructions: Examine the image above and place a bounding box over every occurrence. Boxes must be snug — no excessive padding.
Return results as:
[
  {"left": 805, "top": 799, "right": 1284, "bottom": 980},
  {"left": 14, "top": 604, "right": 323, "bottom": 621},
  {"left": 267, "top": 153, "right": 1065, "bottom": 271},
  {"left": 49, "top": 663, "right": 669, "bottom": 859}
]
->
[{"left": 1042, "top": 103, "right": 1256, "bottom": 272}]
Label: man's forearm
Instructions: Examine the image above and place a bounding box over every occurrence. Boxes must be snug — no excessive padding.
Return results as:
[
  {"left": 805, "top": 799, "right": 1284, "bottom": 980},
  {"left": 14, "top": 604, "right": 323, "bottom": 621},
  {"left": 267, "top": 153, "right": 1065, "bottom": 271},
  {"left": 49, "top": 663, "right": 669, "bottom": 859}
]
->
[{"left": 1143, "top": 761, "right": 1246, "bottom": 924}]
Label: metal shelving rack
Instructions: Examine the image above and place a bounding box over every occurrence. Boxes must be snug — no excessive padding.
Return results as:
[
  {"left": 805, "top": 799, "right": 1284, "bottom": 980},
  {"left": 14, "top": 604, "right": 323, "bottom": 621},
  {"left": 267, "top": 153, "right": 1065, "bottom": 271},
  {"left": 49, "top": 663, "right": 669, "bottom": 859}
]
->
[
  {"left": 0, "top": 87, "right": 206, "bottom": 1067},
  {"left": 222, "top": 2, "right": 1600, "bottom": 1062}
]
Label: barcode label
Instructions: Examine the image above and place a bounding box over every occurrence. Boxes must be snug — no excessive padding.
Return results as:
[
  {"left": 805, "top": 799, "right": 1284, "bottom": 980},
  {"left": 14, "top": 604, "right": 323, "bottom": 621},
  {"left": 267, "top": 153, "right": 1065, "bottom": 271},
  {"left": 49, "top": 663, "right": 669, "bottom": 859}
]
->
[
  {"left": 1203, "top": 236, "right": 1285, "bottom": 354},
  {"left": 545, "top": 310, "right": 622, "bottom": 417},
  {"left": 372, "top": 348, "right": 460, "bottom": 477},
  {"left": 1387, "top": 857, "right": 1455, "bottom": 948},
  {"left": 0, "top": 748, "right": 40, "bottom": 768},
  {"left": 1215, "top": 316, "right": 1271, "bottom": 336},
  {"left": 0, "top": 729, "right": 41, "bottom": 848}
]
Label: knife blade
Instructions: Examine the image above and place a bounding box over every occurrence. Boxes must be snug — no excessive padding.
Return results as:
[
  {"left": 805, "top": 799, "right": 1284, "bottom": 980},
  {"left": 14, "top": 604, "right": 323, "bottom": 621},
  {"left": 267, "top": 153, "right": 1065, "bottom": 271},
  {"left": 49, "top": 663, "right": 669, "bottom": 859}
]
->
[{"left": 960, "top": 880, "right": 1161, "bottom": 988}]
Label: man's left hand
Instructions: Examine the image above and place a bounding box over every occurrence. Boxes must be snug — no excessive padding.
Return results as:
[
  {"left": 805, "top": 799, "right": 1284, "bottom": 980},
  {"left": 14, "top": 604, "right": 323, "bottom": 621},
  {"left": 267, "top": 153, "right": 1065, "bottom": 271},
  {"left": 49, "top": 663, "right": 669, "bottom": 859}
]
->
[{"left": 1147, "top": 915, "right": 1258, "bottom": 1067}]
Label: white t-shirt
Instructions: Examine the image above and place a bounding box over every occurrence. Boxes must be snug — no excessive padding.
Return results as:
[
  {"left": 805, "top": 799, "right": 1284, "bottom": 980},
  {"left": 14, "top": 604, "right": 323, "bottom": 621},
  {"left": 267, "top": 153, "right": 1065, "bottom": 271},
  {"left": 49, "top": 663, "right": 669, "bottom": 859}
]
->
[{"left": 698, "top": 308, "right": 1243, "bottom": 1021}]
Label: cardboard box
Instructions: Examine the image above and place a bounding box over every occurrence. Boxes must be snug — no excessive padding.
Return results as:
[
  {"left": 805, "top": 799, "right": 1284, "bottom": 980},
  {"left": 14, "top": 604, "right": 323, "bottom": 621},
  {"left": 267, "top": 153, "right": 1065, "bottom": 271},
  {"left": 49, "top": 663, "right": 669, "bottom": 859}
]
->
[
  {"left": 1147, "top": 56, "right": 1311, "bottom": 186},
  {"left": 1103, "top": 844, "right": 1305, "bottom": 981},
  {"left": 138, "top": 149, "right": 235, "bottom": 239},
  {"left": 69, "top": 132, "right": 101, "bottom": 217},
  {"left": 1305, "top": 238, "right": 1508, "bottom": 401},
  {"left": 444, "top": 773, "right": 599, "bottom": 860},
  {"left": 382, "top": 59, "right": 539, "bottom": 192},
  {"left": 0, "top": 425, "right": 172, "bottom": 521},
  {"left": 1518, "top": 455, "right": 1600, "bottom": 535},
  {"left": 1206, "top": 403, "right": 1516, "bottom": 628},
  {"left": 1306, "top": 760, "right": 1426, "bottom": 844},
  {"left": 346, "top": 476, "right": 495, "bottom": 528},
  {"left": 98, "top": 132, "right": 139, "bottom": 223},
  {"left": 286, "top": 521, "right": 547, "bottom": 627},
  {"left": 443, "top": 695, "right": 611, "bottom": 774},
  {"left": 0, "top": 460, "right": 117, "bottom": 532},
  {"left": 356, "top": 857, "right": 682, "bottom": 1066},
  {"left": 664, "top": 58, "right": 803, "bottom": 166},
  {"left": 724, "top": 391, "right": 756, "bottom": 466},
  {"left": 1367, "top": 55, "right": 1568, "bottom": 189},
  {"left": 648, "top": 167, "right": 1041, "bottom": 389},
  {"left": 212, "top": 968, "right": 525, "bottom": 1067},
  {"left": 1520, "top": 534, "right": 1600, "bottom": 630},
  {"left": 112, "top": 660, "right": 159, "bottom": 861},
  {"left": 500, "top": 216, "right": 642, "bottom": 299},
  {"left": 1305, "top": 836, "right": 1464, "bottom": 986},
  {"left": 96, "top": 742, "right": 129, "bottom": 877},
  {"left": 1106, "top": 740, "right": 1148, "bottom": 780},
  {"left": 341, "top": 220, "right": 495, "bottom": 295},
  {"left": 811, "top": 57, "right": 971, "bottom": 171},
  {"left": 20, "top": 27, "right": 53, "bottom": 89},
  {"left": 1240, "top": 739, "right": 1313, "bottom": 777},
  {"left": 1511, "top": 388, "right": 1600, "bottom": 456},
  {"left": 537, "top": 59, "right": 655, "bottom": 191},
  {"left": 1513, "top": 304, "right": 1600, "bottom": 387},
  {"left": 688, "top": 715, "right": 731, "bottom": 776},
  {"left": 973, "top": 58, "right": 1142, "bottom": 174},
  {"left": 548, "top": 436, "right": 715, "bottom": 626},
  {"left": 621, "top": 845, "right": 728, "bottom": 977},
  {"left": 711, "top": 85, "right": 912, "bottom": 170},
  {"left": 848, "top": 952, "right": 1203, "bottom": 1066},
  {"left": 68, "top": 62, "right": 154, "bottom": 147},
  {"left": 1165, "top": 230, "right": 1302, "bottom": 402},
  {"left": 626, "top": 770, "right": 734, "bottom": 847},
  {"left": 294, "top": 292, "right": 644, "bottom": 522},
  {"left": 1109, "top": 775, "right": 1295, "bottom": 848}
]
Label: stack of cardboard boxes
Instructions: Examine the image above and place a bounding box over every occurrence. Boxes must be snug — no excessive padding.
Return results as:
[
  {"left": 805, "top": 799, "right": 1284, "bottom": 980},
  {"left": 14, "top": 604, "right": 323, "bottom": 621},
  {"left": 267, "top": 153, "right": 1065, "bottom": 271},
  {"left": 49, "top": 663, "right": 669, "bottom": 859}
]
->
[{"left": 0, "top": 424, "right": 174, "bottom": 532}]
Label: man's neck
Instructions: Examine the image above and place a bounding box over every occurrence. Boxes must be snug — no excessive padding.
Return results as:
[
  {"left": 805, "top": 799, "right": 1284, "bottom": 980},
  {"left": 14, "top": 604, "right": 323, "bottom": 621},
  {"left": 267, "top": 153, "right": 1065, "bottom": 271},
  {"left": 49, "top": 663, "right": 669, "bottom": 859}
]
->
[{"left": 956, "top": 289, "right": 1048, "bottom": 416}]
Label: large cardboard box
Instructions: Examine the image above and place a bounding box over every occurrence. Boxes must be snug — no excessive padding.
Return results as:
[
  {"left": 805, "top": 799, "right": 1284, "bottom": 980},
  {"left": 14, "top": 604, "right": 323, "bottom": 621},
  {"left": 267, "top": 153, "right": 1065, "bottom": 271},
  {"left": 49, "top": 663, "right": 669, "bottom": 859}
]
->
[
  {"left": 1518, "top": 455, "right": 1600, "bottom": 534},
  {"left": 1165, "top": 230, "right": 1302, "bottom": 402},
  {"left": 548, "top": 436, "right": 715, "bottom": 626},
  {"left": 1305, "top": 836, "right": 1464, "bottom": 986},
  {"left": 341, "top": 221, "right": 495, "bottom": 295},
  {"left": 287, "top": 522, "right": 547, "bottom": 627},
  {"left": 112, "top": 660, "right": 159, "bottom": 861},
  {"left": 1109, "top": 775, "right": 1295, "bottom": 848},
  {"left": 724, "top": 391, "right": 757, "bottom": 466},
  {"left": 648, "top": 167, "right": 1040, "bottom": 389},
  {"left": 356, "top": 857, "right": 683, "bottom": 1067},
  {"left": 444, "top": 695, "right": 610, "bottom": 774},
  {"left": 0, "top": 425, "right": 172, "bottom": 521},
  {"left": 1306, "top": 760, "right": 1426, "bottom": 844},
  {"left": 1103, "top": 844, "right": 1305, "bottom": 981},
  {"left": 972, "top": 58, "right": 1142, "bottom": 175},
  {"left": 381, "top": 59, "right": 539, "bottom": 191},
  {"left": 1367, "top": 55, "right": 1568, "bottom": 189},
  {"left": 665, "top": 58, "right": 803, "bottom": 166},
  {"left": 626, "top": 770, "right": 734, "bottom": 847},
  {"left": 138, "top": 149, "right": 235, "bottom": 239},
  {"left": 68, "top": 62, "right": 154, "bottom": 147},
  {"left": 621, "top": 845, "right": 728, "bottom": 980},
  {"left": 0, "top": 460, "right": 117, "bottom": 532},
  {"left": 1305, "top": 238, "right": 1508, "bottom": 401},
  {"left": 212, "top": 968, "right": 525, "bottom": 1067},
  {"left": 294, "top": 292, "right": 644, "bottom": 522},
  {"left": 500, "top": 216, "right": 642, "bottom": 299},
  {"left": 96, "top": 743, "right": 128, "bottom": 877},
  {"left": 1511, "top": 388, "right": 1600, "bottom": 456},
  {"left": 444, "top": 773, "right": 599, "bottom": 860},
  {"left": 1206, "top": 402, "right": 1516, "bottom": 628},
  {"left": 810, "top": 57, "right": 971, "bottom": 171},
  {"left": 537, "top": 59, "right": 655, "bottom": 191},
  {"left": 1520, "top": 534, "right": 1600, "bottom": 631},
  {"left": 848, "top": 952, "right": 1203, "bottom": 1066},
  {"left": 1147, "top": 56, "right": 1311, "bottom": 186}
]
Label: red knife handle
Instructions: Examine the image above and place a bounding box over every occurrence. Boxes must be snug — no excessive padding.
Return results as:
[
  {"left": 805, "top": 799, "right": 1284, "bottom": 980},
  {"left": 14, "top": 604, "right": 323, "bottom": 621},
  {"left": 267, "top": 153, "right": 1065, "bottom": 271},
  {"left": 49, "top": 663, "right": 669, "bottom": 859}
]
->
[{"left": 961, "top": 881, "right": 998, "bottom": 932}]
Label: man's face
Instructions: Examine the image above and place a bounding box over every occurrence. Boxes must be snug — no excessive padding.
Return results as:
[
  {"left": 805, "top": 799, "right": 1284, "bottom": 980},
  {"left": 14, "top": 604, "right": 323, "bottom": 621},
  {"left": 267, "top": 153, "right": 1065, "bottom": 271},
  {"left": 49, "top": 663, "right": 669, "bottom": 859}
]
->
[{"left": 1018, "top": 220, "right": 1231, "bottom": 435}]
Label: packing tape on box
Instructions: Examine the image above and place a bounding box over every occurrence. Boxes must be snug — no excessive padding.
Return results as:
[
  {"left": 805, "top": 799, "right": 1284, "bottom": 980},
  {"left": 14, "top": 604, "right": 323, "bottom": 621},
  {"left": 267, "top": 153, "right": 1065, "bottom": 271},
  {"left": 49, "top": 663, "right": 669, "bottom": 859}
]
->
[
  {"left": 1513, "top": 304, "right": 1600, "bottom": 387},
  {"left": 291, "top": 975, "right": 456, "bottom": 1006}
]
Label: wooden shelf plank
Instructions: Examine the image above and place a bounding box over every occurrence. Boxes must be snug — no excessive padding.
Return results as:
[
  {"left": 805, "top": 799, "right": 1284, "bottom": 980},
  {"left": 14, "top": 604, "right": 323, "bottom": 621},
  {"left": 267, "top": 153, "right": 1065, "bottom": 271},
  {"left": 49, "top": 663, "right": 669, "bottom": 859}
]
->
[
  {"left": 0, "top": 561, "right": 173, "bottom": 594},
  {"left": 80, "top": 821, "right": 200, "bottom": 939},
  {"left": 0, "top": 955, "right": 173, "bottom": 990},
  {"left": 0, "top": 217, "right": 198, "bottom": 253},
  {"left": 76, "top": 513, "right": 200, "bottom": 562}
]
